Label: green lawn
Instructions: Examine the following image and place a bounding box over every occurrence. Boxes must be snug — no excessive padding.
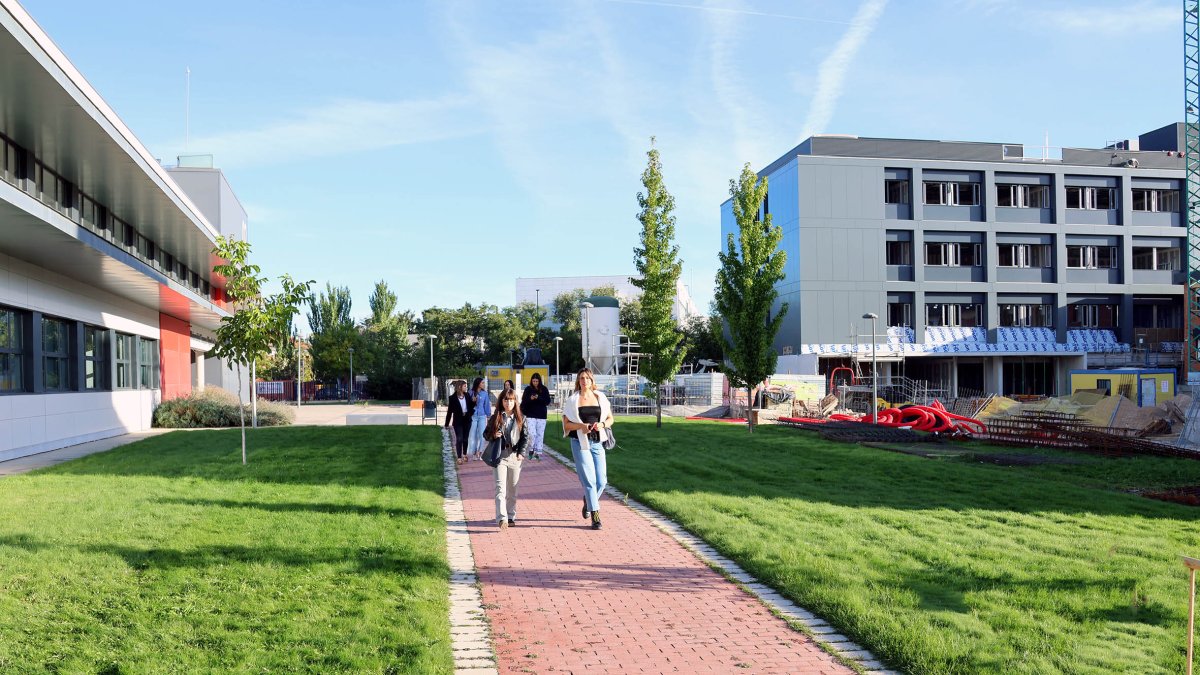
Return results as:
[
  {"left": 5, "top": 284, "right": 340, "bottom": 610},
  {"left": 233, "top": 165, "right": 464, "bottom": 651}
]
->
[
  {"left": 546, "top": 416, "right": 1200, "bottom": 674},
  {"left": 0, "top": 426, "right": 451, "bottom": 674}
]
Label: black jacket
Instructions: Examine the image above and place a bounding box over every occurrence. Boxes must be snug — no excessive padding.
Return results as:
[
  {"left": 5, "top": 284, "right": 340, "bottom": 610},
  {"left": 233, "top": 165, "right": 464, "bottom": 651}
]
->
[
  {"left": 444, "top": 393, "right": 474, "bottom": 427},
  {"left": 520, "top": 384, "right": 551, "bottom": 419}
]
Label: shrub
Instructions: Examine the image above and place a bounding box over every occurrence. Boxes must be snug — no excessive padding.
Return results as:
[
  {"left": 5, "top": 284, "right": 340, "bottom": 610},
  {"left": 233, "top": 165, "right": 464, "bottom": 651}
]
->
[{"left": 153, "top": 387, "right": 295, "bottom": 428}]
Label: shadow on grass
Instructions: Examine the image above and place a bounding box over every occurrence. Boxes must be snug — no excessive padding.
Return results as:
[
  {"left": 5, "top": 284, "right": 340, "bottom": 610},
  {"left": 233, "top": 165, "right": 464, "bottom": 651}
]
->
[
  {"left": 480, "top": 561, "right": 718, "bottom": 592},
  {"left": 0, "top": 533, "right": 447, "bottom": 577},
  {"left": 153, "top": 496, "right": 434, "bottom": 520}
]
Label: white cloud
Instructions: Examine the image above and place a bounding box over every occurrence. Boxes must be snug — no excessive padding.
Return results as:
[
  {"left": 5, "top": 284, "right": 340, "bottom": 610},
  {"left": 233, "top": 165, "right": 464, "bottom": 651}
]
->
[
  {"left": 799, "top": 0, "right": 888, "bottom": 141},
  {"left": 1033, "top": 2, "right": 1176, "bottom": 34},
  {"left": 164, "top": 96, "right": 483, "bottom": 168}
]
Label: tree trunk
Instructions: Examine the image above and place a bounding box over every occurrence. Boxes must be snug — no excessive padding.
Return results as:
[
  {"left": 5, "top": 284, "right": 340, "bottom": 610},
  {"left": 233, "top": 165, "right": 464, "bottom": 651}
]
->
[
  {"left": 747, "top": 385, "right": 754, "bottom": 433},
  {"left": 237, "top": 363, "right": 247, "bottom": 465},
  {"left": 655, "top": 382, "right": 662, "bottom": 428}
]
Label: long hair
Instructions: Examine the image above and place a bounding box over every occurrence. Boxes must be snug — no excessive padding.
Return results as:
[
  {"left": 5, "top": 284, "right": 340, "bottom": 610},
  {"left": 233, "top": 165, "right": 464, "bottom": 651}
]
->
[
  {"left": 528, "top": 373, "right": 543, "bottom": 388},
  {"left": 573, "top": 367, "right": 595, "bottom": 393},
  {"left": 486, "top": 387, "right": 524, "bottom": 437},
  {"left": 472, "top": 377, "right": 485, "bottom": 394}
]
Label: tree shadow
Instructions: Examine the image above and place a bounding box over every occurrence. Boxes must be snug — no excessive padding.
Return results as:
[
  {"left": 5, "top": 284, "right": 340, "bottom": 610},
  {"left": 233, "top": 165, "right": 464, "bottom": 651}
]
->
[
  {"left": 154, "top": 496, "right": 433, "bottom": 520},
  {"left": 480, "top": 561, "right": 720, "bottom": 593}
]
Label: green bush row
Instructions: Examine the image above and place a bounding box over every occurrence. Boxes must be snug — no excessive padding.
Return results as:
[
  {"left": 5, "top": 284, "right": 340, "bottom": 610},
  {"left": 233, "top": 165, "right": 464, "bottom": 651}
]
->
[{"left": 153, "top": 387, "right": 296, "bottom": 428}]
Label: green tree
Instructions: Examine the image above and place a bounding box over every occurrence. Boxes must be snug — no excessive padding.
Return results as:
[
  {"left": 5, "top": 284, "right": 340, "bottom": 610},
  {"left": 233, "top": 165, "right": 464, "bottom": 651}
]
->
[
  {"left": 715, "top": 163, "right": 787, "bottom": 433},
  {"left": 306, "top": 283, "right": 360, "bottom": 387},
  {"left": 631, "top": 139, "right": 685, "bottom": 427},
  {"left": 681, "top": 310, "right": 724, "bottom": 369},
  {"left": 210, "top": 235, "right": 313, "bottom": 463},
  {"left": 362, "top": 281, "right": 414, "bottom": 399}
]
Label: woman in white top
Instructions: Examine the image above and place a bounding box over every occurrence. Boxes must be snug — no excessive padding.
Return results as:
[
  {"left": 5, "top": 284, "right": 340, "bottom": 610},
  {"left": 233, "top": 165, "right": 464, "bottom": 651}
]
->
[{"left": 561, "top": 367, "right": 614, "bottom": 530}]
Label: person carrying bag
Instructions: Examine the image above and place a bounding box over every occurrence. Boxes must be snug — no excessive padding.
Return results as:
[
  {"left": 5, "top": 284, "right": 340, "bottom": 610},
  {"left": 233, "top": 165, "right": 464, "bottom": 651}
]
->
[
  {"left": 485, "top": 388, "right": 528, "bottom": 530},
  {"left": 561, "top": 367, "right": 614, "bottom": 531}
]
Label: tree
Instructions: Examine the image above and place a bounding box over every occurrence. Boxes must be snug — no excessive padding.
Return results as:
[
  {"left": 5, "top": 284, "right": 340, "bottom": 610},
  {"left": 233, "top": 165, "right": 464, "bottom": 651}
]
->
[
  {"left": 362, "top": 280, "right": 413, "bottom": 400},
  {"left": 714, "top": 163, "right": 788, "bottom": 433},
  {"left": 630, "top": 138, "right": 685, "bottom": 427},
  {"left": 210, "top": 235, "right": 313, "bottom": 463},
  {"left": 306, "top": 283, "right": 359, "bottom": 385},
  {"left": 681, "top": 311, "right": 724, "bottom": 369}
]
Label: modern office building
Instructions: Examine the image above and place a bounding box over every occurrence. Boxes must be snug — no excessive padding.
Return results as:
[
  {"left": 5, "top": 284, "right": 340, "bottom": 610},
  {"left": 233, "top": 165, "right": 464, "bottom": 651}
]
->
[
  {"left": 723, "top": 125, "right": 1186, "bottom": 397},
  {"left": 0, "top": 1, "right": 239, "bottom": 460},
  {"left": 516, "top": 275, "right": 701, "bottom": 325}
]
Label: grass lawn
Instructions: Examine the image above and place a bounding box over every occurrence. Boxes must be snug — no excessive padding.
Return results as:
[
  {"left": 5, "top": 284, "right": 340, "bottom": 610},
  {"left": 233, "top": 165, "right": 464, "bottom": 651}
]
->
[
  {"left": 546, "top": 416, "right": 1200, "bottom": 674},
  {"left": 0, "top": 426, "right": 451, "bottom": 674}
]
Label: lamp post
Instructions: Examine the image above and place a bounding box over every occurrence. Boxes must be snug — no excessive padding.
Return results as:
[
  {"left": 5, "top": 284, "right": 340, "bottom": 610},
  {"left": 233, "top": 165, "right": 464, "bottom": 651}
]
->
[
  {"left": 554, "top": 336, "right": 563, "bottom": 378},
  {"left": 348, "top": 347, "right": 354, "bottom": 402},
  {"left": 862, "top": 312, "right": 879, "bottom": 424},
  {"left": 296, "top": 330, "right": 302, "bottom": 407},
  {"left": 428, "top": 335, "right": 437, "bottom": 401},
  {"left": 535, "top": 288, "right": 540, "bottom": 327},
  {"left": 580, "top": 301, "right": 594, "bottom": 370}
]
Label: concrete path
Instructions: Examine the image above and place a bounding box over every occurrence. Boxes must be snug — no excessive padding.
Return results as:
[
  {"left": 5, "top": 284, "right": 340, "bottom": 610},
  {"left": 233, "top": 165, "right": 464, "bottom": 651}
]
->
[
  {"left": 0, "top": 429, "right": 172, "bottom": 477},
  {"left": 455, "top": 452, "right": 855, "bottom": 674}
]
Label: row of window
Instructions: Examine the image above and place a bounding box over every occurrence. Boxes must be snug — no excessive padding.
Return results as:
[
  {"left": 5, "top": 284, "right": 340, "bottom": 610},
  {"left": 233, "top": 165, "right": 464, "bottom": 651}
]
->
[
  {"left": 0, "top": 305, "right": 158, "bottom": 394},
  {"left": 0, "top": 133, "right": 212, "bottom": 298},
  {"left": 884, "top": 179, "right": 1177, "bottom": 213},
  {"left": 885, "top": 242, "right": 1180, "bottom": 271},
  {"left": 886, "top": 302, "right": 1121, "bottom": 329}
]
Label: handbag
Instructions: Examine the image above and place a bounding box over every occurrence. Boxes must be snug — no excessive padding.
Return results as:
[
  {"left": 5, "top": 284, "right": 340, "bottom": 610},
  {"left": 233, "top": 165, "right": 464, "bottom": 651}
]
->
[
  {"left": 483, "top": 437, "right": 504, "bottom": 467},
  {"left": 602, "top": 427, "right": 616, "bottom": 450}
]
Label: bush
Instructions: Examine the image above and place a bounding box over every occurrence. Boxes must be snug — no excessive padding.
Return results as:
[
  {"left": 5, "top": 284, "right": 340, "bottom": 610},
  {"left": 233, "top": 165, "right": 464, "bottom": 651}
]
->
[{"left": 154, "top": 387, "right": 295, "bottom": 428}]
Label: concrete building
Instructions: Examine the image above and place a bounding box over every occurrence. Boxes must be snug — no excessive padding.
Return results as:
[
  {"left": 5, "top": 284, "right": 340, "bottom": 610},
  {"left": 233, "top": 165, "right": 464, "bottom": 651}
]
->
[
  {"left": 0, "top": 1, "right": 240, "bottom": 460},
  {"left": 725, "top": 125, "right": 1186, "bottom": 397},
  {"left": 516, "top": 275, "right": 700, "bottom": 325}
]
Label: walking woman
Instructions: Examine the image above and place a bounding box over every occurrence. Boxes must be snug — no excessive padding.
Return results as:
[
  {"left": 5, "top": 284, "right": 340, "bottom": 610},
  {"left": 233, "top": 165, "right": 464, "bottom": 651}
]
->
[
  {"left": 444, "top": 380, "right": 474, "bottom": 465},
  {"left": 486, "top": 388, "right": 528, "bottom": 529},
  {"left": 520, "top": 373, "right": 550, "bottom": 461},
  {"left": 561, "top": 368, "right": 613, "bottom": 530},
  {"left": 468, "top": 377, "right": 492, "bottom": 461}
]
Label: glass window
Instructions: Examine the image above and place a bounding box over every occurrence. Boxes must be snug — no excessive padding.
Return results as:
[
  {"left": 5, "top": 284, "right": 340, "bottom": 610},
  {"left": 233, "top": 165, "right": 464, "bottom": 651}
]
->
[
  {"left": 1067, "top": 186, "right": 1117, "bottom": 210},
  {"left": 923, "top": 181, "right": 979, "bottom": 206},
  {"left": 0, "top": 307, "right": 24, "bottom": 392},
  {"left": 925, "top": 242, "right": 946, "bottom": 266},
  {"left": 138, "top": 337, "right": 158, "bottom": 389},
  {"left": 999, "top": 304, "right": 1054, "bottom": 327},
  {"left": 115, "top": 333, "right": 134, "bottom": 389},
  {"left": 1066, "top": 245, "right": 1117, "bottom": 269},
  {"left": 885, "top": 241, "right": 911, "bottom": 265},
  {"left": 884, "top": 180, "right": 909, "bottom": 205},
  {"left": 84, "top": 326, "right": 107, "bottom": 390},
  {"left": 924, "top": 182, "right": 946, "bottom": 205},
  {"left": 1132, "top": 188, "right": 1180, "bottom": 213},
  {"left": 997, "top": 184, "right": 1048, "bottom": 208},
  {"left": 1069, "top": 304, "right": 1119, "bottom": 328},
  {"left": 1133, "top": 247, "right": 1181, "bottom": 270},
  {"left": 41, "top": 316, "right": 71, "bottom": 391},
  {"left": 887, "top": 302, "right": 911, "bottom": 327}
]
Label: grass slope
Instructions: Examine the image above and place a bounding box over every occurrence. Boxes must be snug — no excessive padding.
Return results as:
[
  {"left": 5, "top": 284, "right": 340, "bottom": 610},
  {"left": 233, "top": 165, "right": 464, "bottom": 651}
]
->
[
  {"left": 0, "top": 426, "right": 450, "bottom": 674},
  {"left": 546, "top": 416, "right": 1200, "bottom": 674}
]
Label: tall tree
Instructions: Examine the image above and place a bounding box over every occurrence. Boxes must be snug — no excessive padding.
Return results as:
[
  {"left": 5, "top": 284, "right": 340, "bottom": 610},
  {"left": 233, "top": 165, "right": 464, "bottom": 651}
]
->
[
  {"left": 367, "top": 280, "right": 398, "bottom": 327},
  {"left": 210, "top": 235, "right": 313, "bottom": 463},
  {"left": 306, "top": 283, "right": 359, "bottom": 385},
  {"left": 630, "top": 138, "right": 684, "bottom": 428},
  {"left": 715, "top": 163, "right": 788, "bottom": 433}
]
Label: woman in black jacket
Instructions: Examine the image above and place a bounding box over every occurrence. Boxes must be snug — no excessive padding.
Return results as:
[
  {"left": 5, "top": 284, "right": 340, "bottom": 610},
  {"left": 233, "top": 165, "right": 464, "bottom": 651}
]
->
[
  {"left": 444, "top": 380, "right": 474, "bottom": 464},
  {"left": 520, "top": 373, "right": 551, "bottom": 460},
  {"left": 485, "top": 388, "right": 528, "bottom": 529}
]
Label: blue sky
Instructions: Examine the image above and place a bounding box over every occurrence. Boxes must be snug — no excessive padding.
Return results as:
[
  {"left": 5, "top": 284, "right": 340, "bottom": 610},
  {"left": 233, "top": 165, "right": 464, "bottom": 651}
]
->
[{"left": 20, "top": 0, "right": 1182, "bottom": 328}]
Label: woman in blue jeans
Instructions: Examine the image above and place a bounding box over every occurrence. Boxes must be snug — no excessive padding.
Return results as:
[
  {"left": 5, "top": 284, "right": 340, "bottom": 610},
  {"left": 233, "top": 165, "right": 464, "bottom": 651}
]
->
[
  {"left": 468, "top": 377, "right": 491, "bottom": 461},
  {"left": 561, "top": 368, "right": 613, "bottom": 530}
]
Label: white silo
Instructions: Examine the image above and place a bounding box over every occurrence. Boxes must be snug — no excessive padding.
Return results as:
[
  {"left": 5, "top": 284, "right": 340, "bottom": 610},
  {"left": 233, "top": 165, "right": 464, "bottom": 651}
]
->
[{"left": 580, "top": 296, "right": 620, "bottom": 375}]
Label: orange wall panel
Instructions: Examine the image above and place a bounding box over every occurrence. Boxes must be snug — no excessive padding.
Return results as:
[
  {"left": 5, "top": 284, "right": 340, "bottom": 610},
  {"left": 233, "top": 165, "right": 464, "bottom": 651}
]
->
[{"left": 159, "top": 313, "right": 192, "bottom": 401}]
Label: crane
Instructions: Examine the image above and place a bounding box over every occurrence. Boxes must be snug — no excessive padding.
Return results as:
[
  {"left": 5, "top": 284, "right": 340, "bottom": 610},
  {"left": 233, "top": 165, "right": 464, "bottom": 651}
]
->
[{"left": 1186, "top": 1, "right": 1200, "bottom": 381}]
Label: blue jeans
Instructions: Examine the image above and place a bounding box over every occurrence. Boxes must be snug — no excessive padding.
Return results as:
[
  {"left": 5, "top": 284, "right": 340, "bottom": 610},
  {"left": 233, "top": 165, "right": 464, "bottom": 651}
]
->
[
  {"left": 570, "top": 435, "right": 607, "bottom": 512},
  {"left": 468, "top": 415, "right": 487, "bottom": 456}
]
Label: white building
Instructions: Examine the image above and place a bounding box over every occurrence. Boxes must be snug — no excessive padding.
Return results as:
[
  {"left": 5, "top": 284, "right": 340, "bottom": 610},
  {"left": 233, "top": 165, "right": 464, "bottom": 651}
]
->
[
  {"left": 0, "top": 1, "right": 243, "bottom": 460},
  {"left": 515, "top": 275, "right": 701, "bottom": 325}
]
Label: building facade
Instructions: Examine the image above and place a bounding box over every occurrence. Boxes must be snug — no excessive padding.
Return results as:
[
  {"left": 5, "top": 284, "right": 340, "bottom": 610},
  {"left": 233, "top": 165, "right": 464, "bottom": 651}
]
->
[
  {"left": 724, "top": 125, "right": 1186, "bottom": 397},
  {"left": 0, "top": 1, "right": 237, "bottom": 460}
]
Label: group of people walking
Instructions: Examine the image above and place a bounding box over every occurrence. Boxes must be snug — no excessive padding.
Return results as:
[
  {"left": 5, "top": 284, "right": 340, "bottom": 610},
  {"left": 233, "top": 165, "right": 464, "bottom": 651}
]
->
[{"left": 444, "top": 368, "right": 613, "bottom": 531}]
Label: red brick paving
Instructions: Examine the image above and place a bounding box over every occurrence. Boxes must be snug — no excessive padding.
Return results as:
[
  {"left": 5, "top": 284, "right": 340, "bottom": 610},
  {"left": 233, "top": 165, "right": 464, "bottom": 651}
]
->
[{"left": 457, "top": 456, "right": 852, "bottom": 675}]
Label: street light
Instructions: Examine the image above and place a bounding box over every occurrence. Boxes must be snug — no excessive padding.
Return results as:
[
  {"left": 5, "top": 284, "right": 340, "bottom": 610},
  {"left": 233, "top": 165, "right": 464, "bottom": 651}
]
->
[
  {"left": 554, "top": 336, "right": 563, "bottom": 378},
  {"left": 580, "top": 301, "right": 594, "bottom": 370},
  {"left": 296, "top": 329, "right": 302, "bottom": 408},
  {"left": 862, "top": 312, "right": 878, "bottom": 425},
  {"left": 427, "top": 335, "right": 437, "bottom": 401},
  {"left": 348, "top": 347, "right": 355, "bottom": 402}
]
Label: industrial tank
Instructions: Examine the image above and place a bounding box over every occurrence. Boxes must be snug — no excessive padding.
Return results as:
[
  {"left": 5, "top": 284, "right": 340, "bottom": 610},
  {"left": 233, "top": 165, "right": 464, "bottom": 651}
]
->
[{"left": 580, "top": 296, "right": 620, "bottom": 375}]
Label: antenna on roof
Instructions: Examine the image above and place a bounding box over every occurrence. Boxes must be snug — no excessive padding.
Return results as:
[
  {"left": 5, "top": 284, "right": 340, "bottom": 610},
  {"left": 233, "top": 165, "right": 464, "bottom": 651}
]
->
[{"left": 185, "top": 66, "right": 191, "bottom": 151}]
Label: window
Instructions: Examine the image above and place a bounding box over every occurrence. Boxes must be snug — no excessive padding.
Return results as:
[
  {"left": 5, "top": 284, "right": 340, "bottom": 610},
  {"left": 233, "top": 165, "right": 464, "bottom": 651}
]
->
[
  {"left": 999, "top": 304, "right": 1053, "bottom": 327},
  {"left": 84, "top": 326, "right": 107, "bottom": 391},
  {"left": 0, "top": 135, "right": 20, "bottom": 187},
  {"left": 115, "top": 333, "right": 135, "bottom": 389},
  {"left": 926, "top": 303, "right": 983, "bottom": 327},
  {"left": 41, "top": 316, "right": 71, "bottom": 391},
  {"left": 884, "top": 180, "right": 909, "bottom": 205},
  {"left": 996, "top": 184, "right": 1049, "bottom": 208},
  {"left": 887, "top": 302, "right": 912, "bottom": 327},
  {"left": 1132, "top": 188, "right": 1180, "bottom": 212},
  {"left": 138, "top": 337, "right": 158, "bottom": 389},
  {"left": 997, "top": 243, "right": 1051, "bottom": 268},
  {"left": 1065, "top": 186, "right": 1116, "bottom": 210},
  {"left": 885, "top": 241, "right": 912, "bottom": 265},
  {"left": 0, "top": 307, "right": 23, "bottom": 392},
  {"left": 1132, "top": 247, "right": 1181, "bottom": 271},
  {"left": 925, "top": 242, "right": 981, "bottom": 266},
  {"left": 1069, "top": 304, "right": 1118, "bottom": 328},
  {"left": 923, "top": 181, "right": 979, "bottom": 206},
  {"left": 1066, "top": 245, "right": 1118, "bottom": 269}
]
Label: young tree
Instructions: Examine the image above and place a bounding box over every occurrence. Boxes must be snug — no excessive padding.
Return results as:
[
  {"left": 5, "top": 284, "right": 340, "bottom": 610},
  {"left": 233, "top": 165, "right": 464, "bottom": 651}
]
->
[
  {"left": 210, "top": 235, "right": 313, "bottom": 463},
  {"left": 630, "top": 139, "right": 684, "bottom": 428},
  {"left": 714, "top": 163, "right": 787, "bottom": 433}
]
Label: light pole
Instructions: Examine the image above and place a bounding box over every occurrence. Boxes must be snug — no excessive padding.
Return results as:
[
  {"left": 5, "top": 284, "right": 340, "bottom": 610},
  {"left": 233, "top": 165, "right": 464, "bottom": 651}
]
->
[
  {"left": 554, "top": 336, "right": 563, "bottom": 378},
  {"left": 580, "top": 301, "right": 594, "bottom": 370},
  {"left": 296, "top": 330, "right": 302, "bottom": 407},
  {"left": 428, "top": 335, "right": 437, "bottom": 401},
  {"left": 862, "top": 312, "right": 878, "bottom": 424},
  {"left": 348, "top": 347, "right": 355, "bottom": 402},
  {"left": 535, "top": 288, "right": 540, "bottom": 327}
]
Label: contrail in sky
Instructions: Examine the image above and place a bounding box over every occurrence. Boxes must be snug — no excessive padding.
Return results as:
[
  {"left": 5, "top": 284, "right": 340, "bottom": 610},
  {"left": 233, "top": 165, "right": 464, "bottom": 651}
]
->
[
  {"left": 602, "top": 0, "right": 854, "bottom": 25},
  {"left": 800, "top": 0, "right": 889, "bottom": 140}
]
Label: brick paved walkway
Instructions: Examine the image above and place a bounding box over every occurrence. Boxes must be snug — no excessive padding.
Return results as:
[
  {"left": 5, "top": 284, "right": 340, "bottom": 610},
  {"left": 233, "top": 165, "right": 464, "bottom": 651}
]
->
[{"left": 456, "top": 455, "right": 852, "bottom": 675}]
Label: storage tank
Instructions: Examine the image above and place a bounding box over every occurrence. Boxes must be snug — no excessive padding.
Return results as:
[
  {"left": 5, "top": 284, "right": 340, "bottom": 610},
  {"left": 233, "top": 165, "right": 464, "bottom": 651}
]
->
[{"left": 580, "top": 296, "right": 620, "bottom": 375}]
